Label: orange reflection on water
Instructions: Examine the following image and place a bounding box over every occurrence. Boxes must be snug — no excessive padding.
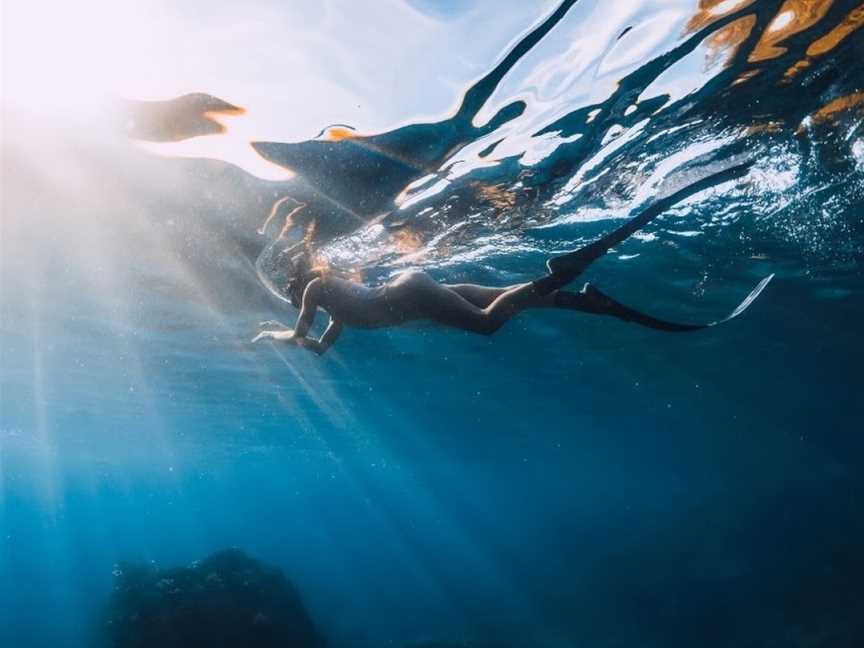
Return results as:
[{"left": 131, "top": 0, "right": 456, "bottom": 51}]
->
[
  {"left": 473, "top": 182, "right": 517, "bottom": 211},
  {"left": 201, "top": 107, "right": 245, "bottom": 133},
  {"left": 704, "top": 14, "right": 757, "bottom": 68},
  {"left": 391, "top": 227, "right": 424, "bottom": 252},
  {"left": 321, "top": 126, "right": 360, "bottom": 141},
  {"left": 745, "top": 120, "right": 786, "bottom": 135},
  {"left": 731, "top": 68, "right": 762, "bottom": 85},
  {"left": 806, "top": 3, "right": 864, "bottom": 55},
  {"left": 783, "top": 58, "right": 812, "bottom": 79},
  {"left": 809, "top": 92, "right": 864, "bottom": 125},
  {"left": 783, "top": 4, "right": 864, "bottom": 79},
  {"left": 304, "top": 220, "right": 318, "bottom": 246},
  {"left": 686, "top": 0, "right": 757, "bottom": 32},
  {"left": 749, "top": 0, "right": 835, "bottom": 62},
  {"left": 258, "top": 196, "right": 307, "bottom": 237}
]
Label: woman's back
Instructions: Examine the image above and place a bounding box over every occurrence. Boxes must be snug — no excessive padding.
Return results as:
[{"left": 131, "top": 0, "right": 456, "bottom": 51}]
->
[{"left": 318, "top": 276, "right": 398, "bottom": 328}]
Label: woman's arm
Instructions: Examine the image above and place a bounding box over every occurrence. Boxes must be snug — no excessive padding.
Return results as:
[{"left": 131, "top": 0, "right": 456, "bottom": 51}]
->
[
  {"left": 293, "top": 277, "right": 322, "bottom": 339},
  {"left": 293, "top": 319, "right": 343, "bottom": 355},
  {"left": 253, "top": 317, "right": 342, "bottom": 355},
  {"left": 253, "top": 278, "right": 343, "bottom": 354}
]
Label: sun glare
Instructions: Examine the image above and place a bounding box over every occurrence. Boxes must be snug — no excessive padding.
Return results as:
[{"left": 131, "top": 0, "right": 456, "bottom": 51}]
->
[
  {"left": 2, "top": 0, "right": 294, "bottom": 179},
  {"left": 3, "top": 1, "right": 153, "bottom": 111}
]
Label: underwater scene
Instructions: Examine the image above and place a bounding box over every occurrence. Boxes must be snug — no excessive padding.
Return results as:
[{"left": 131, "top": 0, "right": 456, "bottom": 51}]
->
[{"left": 2, "top": 0, "right": 864, "bottom": 646}]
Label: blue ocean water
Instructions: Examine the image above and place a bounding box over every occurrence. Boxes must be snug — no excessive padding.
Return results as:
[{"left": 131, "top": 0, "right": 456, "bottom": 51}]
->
[{"left": 2, "top": 1, "right": 864, "bottom": 646}]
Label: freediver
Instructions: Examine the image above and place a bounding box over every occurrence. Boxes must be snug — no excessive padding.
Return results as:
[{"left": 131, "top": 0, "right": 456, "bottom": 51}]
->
[{"left": 252, "top": 163, "right": 772, "bottom": 355}]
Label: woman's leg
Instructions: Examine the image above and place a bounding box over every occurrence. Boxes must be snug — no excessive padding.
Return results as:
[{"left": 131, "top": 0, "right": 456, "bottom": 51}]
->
[
  {"left": 421, "top": 279, "right": 755, "bottom": 336},
  {"left": 402, "top": 277, "right": 696, "bottom": 335},
  {"left": 404, "top": 272, "right": 708, "bottom": 336},
  {"left": 399, "top": 275, "right": 549, "bottom": 335},
  {"left": 407, "top": 282, "right": 496, "bottom": 334},
  {"left": 444, "top": 283, "right": 557, "bottom": 308},
  {"left": 453, "top": 281, "right": 709, "bottom": 334},
  {"left": 442, "top": 283, "right": 507, "bottom": 308},
  {"left": 473, "top": 282, "right": 551, "bottom": 334},
  {"left": 395, "top": 266, "right": 765, "bottom": 336}
]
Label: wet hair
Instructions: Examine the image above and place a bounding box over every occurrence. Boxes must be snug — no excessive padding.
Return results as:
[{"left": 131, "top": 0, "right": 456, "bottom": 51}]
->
[{"left": 285, "top": 252, "right": 320, "bottom": 308}]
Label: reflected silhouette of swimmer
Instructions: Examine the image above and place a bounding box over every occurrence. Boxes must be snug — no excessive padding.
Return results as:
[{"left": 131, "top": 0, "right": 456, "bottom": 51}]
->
[{"left": 253, "top": 164, "right": 772, "bottom": 355}]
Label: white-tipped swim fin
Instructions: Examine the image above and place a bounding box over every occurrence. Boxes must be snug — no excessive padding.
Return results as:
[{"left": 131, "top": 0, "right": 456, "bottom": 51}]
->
[{"left": 710, "top": 273, "right": 775, "bottom": 326}]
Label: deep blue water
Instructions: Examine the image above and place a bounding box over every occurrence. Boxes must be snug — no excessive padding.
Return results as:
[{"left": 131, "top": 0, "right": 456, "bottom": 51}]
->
[{"left": 2, "top": 1, "right": 864, "bottom": 646}]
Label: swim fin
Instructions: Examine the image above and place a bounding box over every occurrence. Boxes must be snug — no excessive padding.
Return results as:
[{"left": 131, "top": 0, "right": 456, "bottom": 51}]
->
[
  {"left": 544, "top": 161, "right": 755, "bottom": 281},
  {"left": 710, "top": 273, "right": 775, "bottom": 325},
  {"left": 556, "top": 274, "right": 774, "bottom": 332},
  {"left": 555, "top": 284, "right": 706, "bottom": 332}
]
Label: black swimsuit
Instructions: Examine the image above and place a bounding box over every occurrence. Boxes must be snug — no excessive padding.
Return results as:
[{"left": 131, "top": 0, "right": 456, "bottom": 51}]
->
[{"left": 322, "top": 279, "right": 398, "bottom": 328}]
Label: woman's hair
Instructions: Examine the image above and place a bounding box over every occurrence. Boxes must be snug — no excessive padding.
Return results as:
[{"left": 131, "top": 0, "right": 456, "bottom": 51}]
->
[{"left": 285, "top": 252, "right": 321, "bottom": 308}]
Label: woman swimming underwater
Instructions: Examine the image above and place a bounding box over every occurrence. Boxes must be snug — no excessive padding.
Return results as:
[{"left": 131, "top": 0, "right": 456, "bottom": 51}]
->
[{"left": 253, "top": 164, "right": 772, "bottom": 355}]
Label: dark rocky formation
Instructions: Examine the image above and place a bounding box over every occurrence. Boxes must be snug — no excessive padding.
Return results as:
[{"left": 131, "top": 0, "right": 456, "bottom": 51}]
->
[{"left": 104, "top": 548, "right": 325, "bottom": 648}]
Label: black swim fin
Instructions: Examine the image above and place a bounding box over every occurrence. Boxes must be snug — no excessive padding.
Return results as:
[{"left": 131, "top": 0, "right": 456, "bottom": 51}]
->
[
  {"left": 557, "top": 274, "right": 774, "bottom": 332},
  {"left": 545, "top": 161, "right": 755, "bottom": 280},
  {"left": 556, "top": 284, "right": 705, "bottom": 332}
]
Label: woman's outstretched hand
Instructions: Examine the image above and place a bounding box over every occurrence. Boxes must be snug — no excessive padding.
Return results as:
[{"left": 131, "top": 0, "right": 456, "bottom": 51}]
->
[
  {"left": 252, "top": 328, "right": 298, "bottom": 344},
  {"left": 252, "top": 315, "right": 339, "bottom": 356}
]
